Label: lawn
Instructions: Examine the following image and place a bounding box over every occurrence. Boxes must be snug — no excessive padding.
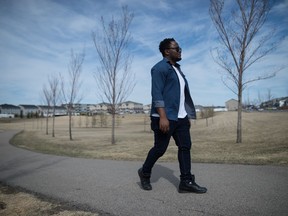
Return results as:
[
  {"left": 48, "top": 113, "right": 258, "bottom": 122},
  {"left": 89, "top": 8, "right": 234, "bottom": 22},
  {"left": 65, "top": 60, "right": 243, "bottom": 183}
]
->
[{"left": 1, "top": 111, "right": 287, "bottom": 165}]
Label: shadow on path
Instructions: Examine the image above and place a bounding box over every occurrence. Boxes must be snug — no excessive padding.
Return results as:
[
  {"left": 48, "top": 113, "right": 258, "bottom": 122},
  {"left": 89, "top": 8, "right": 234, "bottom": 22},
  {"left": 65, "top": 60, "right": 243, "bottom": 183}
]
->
[{"left": 137, "top": 164, "right": 179, "bottom": 189}]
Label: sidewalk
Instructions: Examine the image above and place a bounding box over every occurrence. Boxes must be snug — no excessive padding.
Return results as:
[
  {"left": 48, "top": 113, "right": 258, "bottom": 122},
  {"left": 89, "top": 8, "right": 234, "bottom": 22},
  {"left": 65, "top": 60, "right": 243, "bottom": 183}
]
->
[{"left": 0, "top": 130, "right": 287, "bottom": 216}]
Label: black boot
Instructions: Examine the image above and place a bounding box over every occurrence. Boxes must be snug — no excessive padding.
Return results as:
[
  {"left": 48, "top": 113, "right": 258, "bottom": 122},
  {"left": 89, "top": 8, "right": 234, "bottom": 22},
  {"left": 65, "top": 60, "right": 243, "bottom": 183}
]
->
[
  {"left": 179, "top": 175, "right": 207, "bottom": 194},
  {"left": 138, "top": 168, "right": 152, "bottom": 191}
]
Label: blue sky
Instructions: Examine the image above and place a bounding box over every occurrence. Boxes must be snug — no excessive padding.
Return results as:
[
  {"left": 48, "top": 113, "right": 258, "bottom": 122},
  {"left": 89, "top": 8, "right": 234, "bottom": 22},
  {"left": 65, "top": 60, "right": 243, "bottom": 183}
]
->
[{"left": 0, "top": 0, "right": 287, "bottom": 106}]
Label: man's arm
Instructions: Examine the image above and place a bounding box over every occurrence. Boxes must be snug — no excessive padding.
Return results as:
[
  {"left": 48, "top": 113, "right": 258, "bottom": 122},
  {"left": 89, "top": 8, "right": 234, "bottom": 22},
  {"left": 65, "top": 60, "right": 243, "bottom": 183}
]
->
[{"left": 157, "top": 107, "right": 169, "bottom": 133}]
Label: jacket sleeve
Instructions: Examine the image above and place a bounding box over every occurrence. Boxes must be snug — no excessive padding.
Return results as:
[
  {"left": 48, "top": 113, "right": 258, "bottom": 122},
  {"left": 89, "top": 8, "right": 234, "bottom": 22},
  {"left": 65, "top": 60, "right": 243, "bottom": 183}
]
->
[{"left": 151, "top": 65, "right": 166, "bottom": 108}]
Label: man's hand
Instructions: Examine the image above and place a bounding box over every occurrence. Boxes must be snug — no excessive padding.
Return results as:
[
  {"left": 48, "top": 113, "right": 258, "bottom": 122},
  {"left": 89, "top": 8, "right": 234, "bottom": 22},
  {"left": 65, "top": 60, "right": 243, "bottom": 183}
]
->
[
  {"left": 159, "top": 117, "right": 169, "bottom": 133},
  {"left": 157, "top": 107, "right": 169, "bottom": 133}
]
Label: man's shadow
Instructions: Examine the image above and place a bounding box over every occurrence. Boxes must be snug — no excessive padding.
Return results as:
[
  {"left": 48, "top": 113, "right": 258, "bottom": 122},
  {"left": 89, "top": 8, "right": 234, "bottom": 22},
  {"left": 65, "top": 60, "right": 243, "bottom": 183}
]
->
[{"left": 138, "top": 164, "right": 179, "bottom": 189}]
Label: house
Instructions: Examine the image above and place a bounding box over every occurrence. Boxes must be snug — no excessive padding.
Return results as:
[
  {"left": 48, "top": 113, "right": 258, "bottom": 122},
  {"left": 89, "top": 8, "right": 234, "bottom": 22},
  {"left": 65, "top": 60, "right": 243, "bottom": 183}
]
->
[
  {"left": 19, "top": 104, "right": 40, "bottom": 117},
  {"left": 38, "top": 105, "right": 67, "bottom": 117},
  {"left": 0, "top": 104, "right": 21, "bottom": 117},
  {"left": 93, "top": 102, "right": 111, "bottom": 114},
  {"left": 143, "top": 104, "right": 151, "bottom": 114},
  {"left": 118, "top": 101, "right": 143, "bottom": 113},
  {"left": 279, "top": 98, "right": 288, "bottom": 108},
  {"left": 260, "top": 96, "right": 288, "bottom": 110},
  {"left": 38, "top": 105, "right": 51, "bottom": 117},
  {"left": 225, "top": 99, "right": 238, "bottom": 111},
  {"left": 74, "top": 103, "right": 93, "bottom": 114}
]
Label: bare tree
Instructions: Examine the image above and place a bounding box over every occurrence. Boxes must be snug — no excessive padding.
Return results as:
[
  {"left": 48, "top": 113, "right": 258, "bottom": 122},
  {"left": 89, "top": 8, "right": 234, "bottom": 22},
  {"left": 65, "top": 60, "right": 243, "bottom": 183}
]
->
[
  {"left": 200, "top": 107, "right": 214, "bottom": 127},
  {"left": 209, "top": 0, "right": 281, "bottom": 143},
  {"left": 266, "top": 88, "right": 273, "bottom": 101},
  {"left": 257, "top": 90, "right": 263, "bottom": 106},
  {"left": 60, "top": 49, "right": 85, "bottom": 141},
  {"left": 92, "top": 6, "right": 135, "bottom": 144},
  {"left": 42, "top": 84, "right": 52, "bottom": 135},
  {"left": 48, "top": 74, "right": 60, "bottom": 137}
]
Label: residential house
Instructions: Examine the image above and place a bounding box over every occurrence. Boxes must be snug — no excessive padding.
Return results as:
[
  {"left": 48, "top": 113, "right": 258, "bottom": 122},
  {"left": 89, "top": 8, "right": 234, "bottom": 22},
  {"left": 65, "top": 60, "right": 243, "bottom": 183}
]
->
[
  {"left": 260, "top": 96, "right": 288, "bottom": 110},
  {"left": 279, "top": 97, "right": 288, "bottom": 108},
  {"left": 19, "top": 104, "right": 40, "bottom": 117},
  {"left": 38, "top": 105, "right": 67, "bottom": 117},
  {"left": 93, "top": 102, "right": 111, "bottom": 114},
  {"left": 0, "top": 104, "right": 21, "bottom": 117},
  {"left": 119, "top": 101, "right": 143, "bottom": 113},
  {"left": 74, "top": 103, "right": 93, "bottom": 114},
  {"left": 225, "top": 99, "right": 238, "bottom": 111},
  {"left": 143, "top": 104, "right": 151, "bottom": 114}
]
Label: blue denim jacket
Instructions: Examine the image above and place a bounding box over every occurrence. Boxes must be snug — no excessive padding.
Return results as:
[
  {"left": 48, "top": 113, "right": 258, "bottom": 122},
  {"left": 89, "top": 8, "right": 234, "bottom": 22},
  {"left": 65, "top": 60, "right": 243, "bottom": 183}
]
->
[{"left": 150, "top": 58, "right": 196, "bottom": 121}]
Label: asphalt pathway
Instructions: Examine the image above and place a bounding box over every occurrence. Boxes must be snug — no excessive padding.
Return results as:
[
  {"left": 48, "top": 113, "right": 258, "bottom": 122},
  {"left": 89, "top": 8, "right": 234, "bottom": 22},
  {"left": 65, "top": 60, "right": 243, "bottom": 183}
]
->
[{"left": 0, "top": 130, "right": 287, "bottom": 216}]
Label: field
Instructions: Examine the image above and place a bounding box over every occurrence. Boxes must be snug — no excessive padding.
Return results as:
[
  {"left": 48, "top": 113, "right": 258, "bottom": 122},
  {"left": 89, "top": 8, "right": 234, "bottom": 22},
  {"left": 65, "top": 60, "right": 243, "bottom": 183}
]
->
[{"left": 1, "top": 111, "right": 288, "bottom": 165}]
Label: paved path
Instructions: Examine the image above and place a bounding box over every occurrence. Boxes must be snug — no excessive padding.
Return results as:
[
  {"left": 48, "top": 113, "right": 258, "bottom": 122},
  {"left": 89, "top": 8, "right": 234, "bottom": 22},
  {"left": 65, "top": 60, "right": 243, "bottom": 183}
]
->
[{"left": 0, "top": 130, "right": 287, "bottom": 216}]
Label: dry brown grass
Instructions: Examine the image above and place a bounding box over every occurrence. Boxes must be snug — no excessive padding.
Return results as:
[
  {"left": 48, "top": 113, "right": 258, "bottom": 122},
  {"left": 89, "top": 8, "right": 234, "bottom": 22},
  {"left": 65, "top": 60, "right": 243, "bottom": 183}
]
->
[
  {"left": 0, "top": 184, "right": 98, "bottom": 216},
  {"left": 191, "top": 111, "right": 288, "bottom": 165},
  {"left": 1, "top": 111, "right": 288, "bottom": 165}
]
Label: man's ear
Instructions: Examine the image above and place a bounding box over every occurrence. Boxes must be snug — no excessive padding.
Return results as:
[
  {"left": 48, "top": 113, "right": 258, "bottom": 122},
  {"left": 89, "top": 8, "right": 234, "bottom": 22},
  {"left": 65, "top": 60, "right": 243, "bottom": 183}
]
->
[{"left": 164, "top": 49, "right": 170, "bottom": 56}]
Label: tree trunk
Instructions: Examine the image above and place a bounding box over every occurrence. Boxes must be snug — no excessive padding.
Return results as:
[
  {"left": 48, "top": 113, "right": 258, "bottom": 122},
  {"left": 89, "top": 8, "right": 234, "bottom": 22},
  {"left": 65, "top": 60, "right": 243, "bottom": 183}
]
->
[
  {"left": 69, "top": 110, "right": 73, "bottom": 141},
  {"left": 52, "top": 116, "right": 55, "bottom": 137},
  {"left": 236, "top": 88, "right": 242, "bottom": 143},
  {"left": 52, "top": 107, "right": 55, "bottom": 137},
  {"left": 45, "top": 115, "right": 49, "bottom": 135},
  {"left": 111, "top": 113, "right": 116, "bottom": 144}
]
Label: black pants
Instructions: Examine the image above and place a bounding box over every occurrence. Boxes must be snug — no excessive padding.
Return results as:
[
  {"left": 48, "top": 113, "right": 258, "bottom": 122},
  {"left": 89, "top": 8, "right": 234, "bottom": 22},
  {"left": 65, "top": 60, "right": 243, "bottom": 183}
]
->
[{"left": 142, "top": 116, "right": 193, "bottom": 181}]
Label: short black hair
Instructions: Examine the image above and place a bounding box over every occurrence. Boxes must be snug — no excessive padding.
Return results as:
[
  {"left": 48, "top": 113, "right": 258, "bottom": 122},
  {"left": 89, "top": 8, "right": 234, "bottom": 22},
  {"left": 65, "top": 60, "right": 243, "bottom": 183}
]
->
[{"left": 159, "top": 38, "right": 175, "bottom": 56}]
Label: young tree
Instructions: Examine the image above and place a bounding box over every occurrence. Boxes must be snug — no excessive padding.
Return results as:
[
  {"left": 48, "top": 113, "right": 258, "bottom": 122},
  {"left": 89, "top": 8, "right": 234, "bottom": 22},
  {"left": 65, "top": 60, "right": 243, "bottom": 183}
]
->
[
  {"left": 209, "top": 0, "right": 281, "bottom": 143},
  {"left": 60, "top": 49, "right": 85, "bottom": 141},
  {"left": 266, "top": 88, "right": 273, "bottom": 101},
  {"left": 257, "top": 90, "right": 263, "bottom": 106},
  {"left": 92, "top": 6, "right": 135, "bottom": 144},
  {"left": 42, "top": 84, "right": 52, "bottom": 135},
  {"left": 48, "top": 74, "right": 60, "bottom": 137}
]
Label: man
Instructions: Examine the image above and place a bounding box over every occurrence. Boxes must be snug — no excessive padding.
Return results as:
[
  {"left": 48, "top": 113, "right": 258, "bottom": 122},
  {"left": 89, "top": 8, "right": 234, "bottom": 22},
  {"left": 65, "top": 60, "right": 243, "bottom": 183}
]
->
[{"left": 138, "top": 38, "right": 207, "bottom": 193}]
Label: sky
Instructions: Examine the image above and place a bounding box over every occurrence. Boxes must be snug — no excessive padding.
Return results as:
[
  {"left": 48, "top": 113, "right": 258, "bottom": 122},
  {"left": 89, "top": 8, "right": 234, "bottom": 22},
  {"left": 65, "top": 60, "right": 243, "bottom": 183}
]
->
[{"left": 0, "top": 0, "right": 287, "bottom": 107}]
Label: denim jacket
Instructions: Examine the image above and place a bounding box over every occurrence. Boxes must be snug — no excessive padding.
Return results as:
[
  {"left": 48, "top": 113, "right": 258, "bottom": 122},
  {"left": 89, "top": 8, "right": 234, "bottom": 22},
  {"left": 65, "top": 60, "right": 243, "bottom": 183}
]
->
[{"left": 150, "top": 58, "right": 196, "bottom": 121}]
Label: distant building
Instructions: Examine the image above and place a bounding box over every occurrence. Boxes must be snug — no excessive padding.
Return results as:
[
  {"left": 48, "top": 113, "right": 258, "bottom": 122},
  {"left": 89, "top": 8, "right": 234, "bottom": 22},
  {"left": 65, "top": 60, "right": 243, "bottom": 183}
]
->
[
  {"left": 279, "top": 98, "right": 288, "bottom": 108},
  {"left": 74, "top": 103, "right": 93, "bottom": 114},
  {"left": 19, "top": 104, "right": 39, "bottom": 117},
  {"left": 195, "top": 105, "right": 227, "bottom": 112},
  {"left": 38, "top": 105, "right": 67, "bottom": 117},
  {"left": 195, "top": 105, "right": 203, "bottom": 112},
  {"left": 259, "top": 96, "right": 288, "bottom": 110},
  {"left": 0, "top": 104, "right": 21, "bottom": 117},
  {"left": 225, "top": 99, "right": 238, "bottom": 111},
  {"left": 38, "top": 105, "right": 51, "bottom": 117},
  {"left": 93, "top": 102, "right": 111, "bottom": 114},
  {"left": 143, "top": 104, "right": 151, "bottom": 114},
  {"left": 0, "top": 104, "right": 68, "bottom": 118},
  {"left": 212, "top": 106, "right": 228, "bottom": 112},
  {"left": 119, "top": 101, "right": 143, "bottom": 113}
]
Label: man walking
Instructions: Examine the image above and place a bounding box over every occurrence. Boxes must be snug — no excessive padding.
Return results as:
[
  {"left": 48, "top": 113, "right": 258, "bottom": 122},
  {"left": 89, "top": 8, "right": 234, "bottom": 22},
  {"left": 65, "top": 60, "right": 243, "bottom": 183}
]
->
[{"left": 138, "top": 38, "right": 207, "bottom": 193}]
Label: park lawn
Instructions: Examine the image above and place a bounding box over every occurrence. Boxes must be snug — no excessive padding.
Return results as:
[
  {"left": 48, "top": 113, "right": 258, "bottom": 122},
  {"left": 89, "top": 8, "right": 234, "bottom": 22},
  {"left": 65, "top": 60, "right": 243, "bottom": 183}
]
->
[{"left": 2, "top": 111, "right": 288, "bottom": 165}]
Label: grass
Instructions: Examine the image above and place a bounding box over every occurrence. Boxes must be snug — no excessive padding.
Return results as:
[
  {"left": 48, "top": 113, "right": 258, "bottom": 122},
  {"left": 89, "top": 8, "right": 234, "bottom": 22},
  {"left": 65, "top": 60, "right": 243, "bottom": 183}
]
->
[
  {"left": 2, "top": 111, "right": 288, "bottom": 165},
  {"left": 0, "top": 183, "right": 98, "bottom": 216}
]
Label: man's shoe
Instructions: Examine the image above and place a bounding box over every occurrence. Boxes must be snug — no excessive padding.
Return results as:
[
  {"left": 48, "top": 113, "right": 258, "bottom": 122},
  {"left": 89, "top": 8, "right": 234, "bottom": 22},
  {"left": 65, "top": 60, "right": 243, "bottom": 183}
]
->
[
  {"left": 138, "top": 168, "right": 152, "bottom": 191},
  {"left": 179, "top": 179, "right": 207, "bottom": 194}
]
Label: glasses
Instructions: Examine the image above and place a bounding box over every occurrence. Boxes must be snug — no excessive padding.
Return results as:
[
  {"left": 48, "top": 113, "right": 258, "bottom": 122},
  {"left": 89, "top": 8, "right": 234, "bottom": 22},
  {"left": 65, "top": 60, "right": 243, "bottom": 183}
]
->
[{"left": 167, "top": 47, "right": 182, "bottom": 52}]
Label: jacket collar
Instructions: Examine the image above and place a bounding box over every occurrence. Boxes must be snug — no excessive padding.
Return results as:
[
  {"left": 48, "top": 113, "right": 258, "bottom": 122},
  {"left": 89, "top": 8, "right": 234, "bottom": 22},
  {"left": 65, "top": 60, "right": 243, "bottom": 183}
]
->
[{"left": 163, "top": 57, "right": 181, "bottom": 68}]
